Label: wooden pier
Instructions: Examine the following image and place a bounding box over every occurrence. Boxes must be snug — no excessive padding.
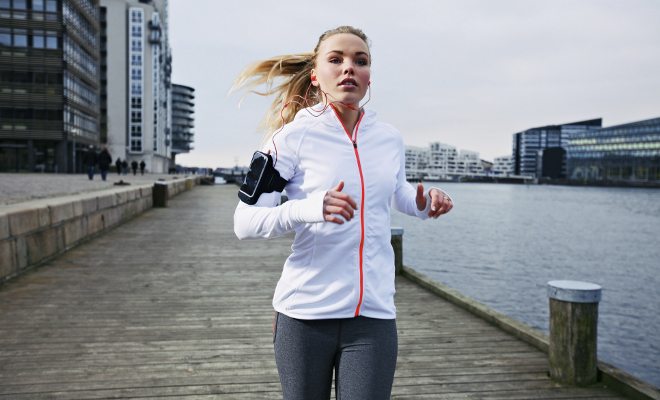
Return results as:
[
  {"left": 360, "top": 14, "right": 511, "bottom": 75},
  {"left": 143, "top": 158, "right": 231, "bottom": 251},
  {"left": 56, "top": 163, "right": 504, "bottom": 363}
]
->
[{"left": 0, "top": 185, "right": 635, "bottom": 399}]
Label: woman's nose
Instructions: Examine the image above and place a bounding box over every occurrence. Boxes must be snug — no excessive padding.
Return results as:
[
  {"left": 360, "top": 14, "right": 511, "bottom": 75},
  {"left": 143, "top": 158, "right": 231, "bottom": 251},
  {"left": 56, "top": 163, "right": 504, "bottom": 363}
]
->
[{"left": 343, "top": 63, "right": 354, "bottom": 75}]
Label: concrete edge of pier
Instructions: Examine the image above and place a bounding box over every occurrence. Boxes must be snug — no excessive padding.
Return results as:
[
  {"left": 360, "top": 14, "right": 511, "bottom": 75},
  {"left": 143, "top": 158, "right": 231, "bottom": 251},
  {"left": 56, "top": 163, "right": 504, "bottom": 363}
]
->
[
  {"left": 402, "top": 265, "right": 660, "bottom": 400},
  {"left": 0, "top": 176, "right": 201, "bottom": 285}
]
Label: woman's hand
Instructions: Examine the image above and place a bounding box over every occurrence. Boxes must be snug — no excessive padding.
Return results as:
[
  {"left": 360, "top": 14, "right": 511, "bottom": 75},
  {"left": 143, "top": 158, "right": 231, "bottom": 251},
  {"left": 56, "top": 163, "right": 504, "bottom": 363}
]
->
[
  {"left": 416, "top": 183, "right": 453, "bottom": 218},
  {"left": 324, "top": 181, "right": 357, "bottom": 224}
]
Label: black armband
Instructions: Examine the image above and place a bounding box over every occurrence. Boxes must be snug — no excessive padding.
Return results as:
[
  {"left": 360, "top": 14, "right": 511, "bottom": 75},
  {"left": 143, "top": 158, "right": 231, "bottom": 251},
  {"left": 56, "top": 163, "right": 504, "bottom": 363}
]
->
[{"left": 238, "top": 151, "right": 288, "bottom": 205}]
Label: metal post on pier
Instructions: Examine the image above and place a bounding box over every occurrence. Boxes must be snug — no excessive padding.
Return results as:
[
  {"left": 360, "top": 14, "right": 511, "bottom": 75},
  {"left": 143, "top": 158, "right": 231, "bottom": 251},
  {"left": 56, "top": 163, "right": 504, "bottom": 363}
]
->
[
  {"left": 391, "top": 227, "right": 404, "bottom": 275},
  {"left": 153, "top": 181, "right": 169, "bottom": 207},
  {"left": 547, "top": 280, "right": 602, "bottom": 386}
]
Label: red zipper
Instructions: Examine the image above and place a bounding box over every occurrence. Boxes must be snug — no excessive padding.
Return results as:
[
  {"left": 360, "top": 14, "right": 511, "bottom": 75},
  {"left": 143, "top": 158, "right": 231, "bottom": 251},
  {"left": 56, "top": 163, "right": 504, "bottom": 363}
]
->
[{"left": 331, "top": 105, "right": 366, "bottom": 317}]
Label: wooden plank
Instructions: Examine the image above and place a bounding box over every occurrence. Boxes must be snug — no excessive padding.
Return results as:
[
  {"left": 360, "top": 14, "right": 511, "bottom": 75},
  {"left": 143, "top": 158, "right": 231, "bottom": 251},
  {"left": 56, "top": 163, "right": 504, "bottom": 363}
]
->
[{"left": 0, "top": 186, "right": 630, "bottom": 399}]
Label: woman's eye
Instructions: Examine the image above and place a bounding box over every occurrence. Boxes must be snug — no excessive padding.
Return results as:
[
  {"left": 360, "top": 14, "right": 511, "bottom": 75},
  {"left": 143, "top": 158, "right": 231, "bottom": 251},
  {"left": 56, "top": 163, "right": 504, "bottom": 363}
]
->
[
  {"left": 356, "top": 59, "right": 369, "bottom": 66},
  {"left": 329, "top": 58, "right": 341, "bottom": 64}
]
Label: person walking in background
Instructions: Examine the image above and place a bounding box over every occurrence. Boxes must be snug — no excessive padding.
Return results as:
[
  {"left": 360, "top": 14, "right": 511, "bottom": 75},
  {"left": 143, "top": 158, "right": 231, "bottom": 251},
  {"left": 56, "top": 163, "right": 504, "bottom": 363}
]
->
[
  {"left": 121, "top": 159, "right": 128, "bottom": 175},
  {"left": 233, "top": 26, "right": 453, "bottom": 399},
  {"left": 139, "top": 160, "right": 146, "bottom": 175},
  {"left": 115, "top": 157, "right": 122, "bottom": 176},
  {"left": 98, "top": 146, "right": 112, "bottom": 181},
  {"left": 131, "top": 160, "right": 138, "bottom": 176},
  {"left": 82, "top": 145, "right": 97, "bottom": 180}
]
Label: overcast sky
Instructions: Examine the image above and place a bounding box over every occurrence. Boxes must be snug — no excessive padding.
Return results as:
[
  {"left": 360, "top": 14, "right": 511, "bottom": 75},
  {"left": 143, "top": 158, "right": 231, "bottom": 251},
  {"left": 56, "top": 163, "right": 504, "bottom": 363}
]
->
[{"left": 169, "top": 0, "right": 660, "bottom": 168}]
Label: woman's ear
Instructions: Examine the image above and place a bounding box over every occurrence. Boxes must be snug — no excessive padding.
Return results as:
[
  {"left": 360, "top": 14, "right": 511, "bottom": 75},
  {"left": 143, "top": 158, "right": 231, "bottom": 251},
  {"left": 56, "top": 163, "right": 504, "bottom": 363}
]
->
[{"left": 310, "top": 70, "right": 318, "bottom": 86}]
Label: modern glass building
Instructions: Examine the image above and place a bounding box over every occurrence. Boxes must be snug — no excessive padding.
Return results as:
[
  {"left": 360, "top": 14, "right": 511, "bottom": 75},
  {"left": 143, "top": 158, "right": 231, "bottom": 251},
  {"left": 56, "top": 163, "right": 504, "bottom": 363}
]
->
[
  {"left": 170, "top": 83, "right": 193, "bottom": 162},
  {"left": 512, "top": 119, "right": 602, "bottom": 178},
  {"left": 0, "top": 0, "right": 100, "bottom": 172},
  {"left": 565, "top": 117, "right": 660, "bottom": 183}
]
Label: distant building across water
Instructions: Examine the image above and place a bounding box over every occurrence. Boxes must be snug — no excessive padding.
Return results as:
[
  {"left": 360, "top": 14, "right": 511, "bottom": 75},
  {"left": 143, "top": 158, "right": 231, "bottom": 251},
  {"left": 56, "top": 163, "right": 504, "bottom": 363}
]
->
[
  {"left": 512, "top": 116, "right": 660, "bottom": 185},
  {"left": 565, "top": 117, "right": 660, "bottom": 183},
  {"left": 512, "top": 119, "right": 603, "bottom": 179},
  {"left": 405, "top": 142, "right": 487, "bottom": 181},
  {"left": 405, "top": 115, "right": 660, "bottom": 185},
  {"left": 492, "top": 155, "right": 513, "bottom": 176}
]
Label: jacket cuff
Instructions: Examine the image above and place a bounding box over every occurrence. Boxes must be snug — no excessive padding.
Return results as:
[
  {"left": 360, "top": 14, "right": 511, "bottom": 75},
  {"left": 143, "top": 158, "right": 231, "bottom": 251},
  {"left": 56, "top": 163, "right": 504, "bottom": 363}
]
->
[
  {"left": 290, "top": 190, "right": 326, "bottom": 223},
  {"left": 414, "top": 188, "right": 432, "bottom": 220}
]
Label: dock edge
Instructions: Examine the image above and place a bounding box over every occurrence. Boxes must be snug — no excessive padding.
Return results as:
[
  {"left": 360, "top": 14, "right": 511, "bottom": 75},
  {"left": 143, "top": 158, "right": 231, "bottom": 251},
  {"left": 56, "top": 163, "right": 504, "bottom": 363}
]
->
[{"left": 401, "top": 265, "right": 660, "bottom": 400}]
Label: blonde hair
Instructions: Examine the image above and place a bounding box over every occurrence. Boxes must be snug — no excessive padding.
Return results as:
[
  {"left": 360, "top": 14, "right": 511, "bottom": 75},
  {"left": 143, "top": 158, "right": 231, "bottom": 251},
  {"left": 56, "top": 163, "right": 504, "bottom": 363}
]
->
[{"left": 232, "top": 26, "right": 370, "bottom": 134}]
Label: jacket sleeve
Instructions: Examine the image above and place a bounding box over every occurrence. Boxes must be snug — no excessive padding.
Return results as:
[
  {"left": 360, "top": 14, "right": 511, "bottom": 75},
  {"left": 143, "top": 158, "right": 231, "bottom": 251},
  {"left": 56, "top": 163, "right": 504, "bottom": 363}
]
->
[
  {"left": 234, "top": 191, "right": 326, "bottom": 239},
  {"left": 233, "top": 129, "right": 326, "bottom": 240}
]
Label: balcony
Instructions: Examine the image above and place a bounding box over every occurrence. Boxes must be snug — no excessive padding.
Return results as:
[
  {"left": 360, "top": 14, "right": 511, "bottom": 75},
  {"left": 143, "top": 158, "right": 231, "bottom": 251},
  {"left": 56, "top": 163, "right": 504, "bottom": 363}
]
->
[{"left": 148, "top": 30, "right": 161, "bottom": 45}]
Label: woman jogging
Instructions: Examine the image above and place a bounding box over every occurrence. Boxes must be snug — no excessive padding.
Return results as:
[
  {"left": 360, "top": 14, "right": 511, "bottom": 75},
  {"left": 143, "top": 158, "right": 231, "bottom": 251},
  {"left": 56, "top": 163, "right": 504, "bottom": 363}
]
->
[{"left": 233, "top": 26, "right": 453, "bottom": 399}]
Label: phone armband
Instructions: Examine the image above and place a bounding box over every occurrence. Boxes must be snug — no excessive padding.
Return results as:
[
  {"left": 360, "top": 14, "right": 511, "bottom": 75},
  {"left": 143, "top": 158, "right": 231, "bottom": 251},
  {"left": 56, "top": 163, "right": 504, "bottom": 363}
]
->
[{"left": 238, "top": 151, "right": 288, "bottom": 205}]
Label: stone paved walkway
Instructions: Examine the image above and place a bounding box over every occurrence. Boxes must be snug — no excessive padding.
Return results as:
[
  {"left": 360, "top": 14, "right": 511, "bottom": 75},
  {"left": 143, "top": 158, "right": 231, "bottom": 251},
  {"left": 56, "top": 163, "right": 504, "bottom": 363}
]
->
[{"left": 0, "top": 173, "right": 203, "bottom": 206}]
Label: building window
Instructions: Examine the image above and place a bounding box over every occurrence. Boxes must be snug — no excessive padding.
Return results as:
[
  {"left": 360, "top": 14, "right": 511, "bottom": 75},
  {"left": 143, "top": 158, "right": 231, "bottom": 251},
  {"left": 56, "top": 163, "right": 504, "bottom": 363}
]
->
[
  {"left": 0, "top": 1, "right": 9, "bottom": 18},
  {"left": 0, "top": 28, "right": 10, "bottom": 46},
  {"left": 45, "top": 0, "right": 56, "bottom": 13},
  {"left": 63, "top": 105, "right": 98, "bottom": 140},
  {"left": 0, "top": 28, "right": 27, "bottom": 47},
  {"left": 13, "top": 29, "right": 27, "bottom": 47},
  {"left": 129, "top": 7, "right": 144, "bottom": 154},
  {"left": 63, "top": 71, "right": 97, "bottom": 109},
  {"left": 131, "top": 83, "right": 141, "bottom": 95},
  {"left": 63, "top": 36, "right": 96, "bottom": 77},
  {"left": 45, "top": 31, "right": 57, "bottom": 48},
  {"left": 131, "top": 140, "right": 142, "bottom": 152},
  {"left": 32, "top": 29, "right": 44, "bottom": 48}
]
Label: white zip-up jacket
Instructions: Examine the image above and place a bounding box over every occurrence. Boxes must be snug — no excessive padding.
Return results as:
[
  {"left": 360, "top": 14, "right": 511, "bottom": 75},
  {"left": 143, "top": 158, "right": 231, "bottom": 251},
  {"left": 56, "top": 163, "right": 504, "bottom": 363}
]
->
[{"left": 234, "top": 105, "right": 441, "bottom": 320}]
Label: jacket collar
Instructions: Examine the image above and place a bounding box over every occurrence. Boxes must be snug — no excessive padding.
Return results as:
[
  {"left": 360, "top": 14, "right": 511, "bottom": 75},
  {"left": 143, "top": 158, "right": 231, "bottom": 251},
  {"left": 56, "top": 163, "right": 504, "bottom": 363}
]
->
[{"left": 295, "top": 103, "right": 376, "bottom": 132}]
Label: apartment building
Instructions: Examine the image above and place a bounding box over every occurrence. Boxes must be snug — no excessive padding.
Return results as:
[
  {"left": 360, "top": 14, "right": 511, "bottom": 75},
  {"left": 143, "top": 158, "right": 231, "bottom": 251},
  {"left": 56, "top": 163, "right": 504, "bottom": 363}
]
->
[
  {"left": 170, "top": 82, "right": 193, "bottom": 164},
  {"left": 100, "top": 0, "right": 172, "bottom": 173},
  {"left": 405, "top": 142, "right": 483, "bottom": 181}
]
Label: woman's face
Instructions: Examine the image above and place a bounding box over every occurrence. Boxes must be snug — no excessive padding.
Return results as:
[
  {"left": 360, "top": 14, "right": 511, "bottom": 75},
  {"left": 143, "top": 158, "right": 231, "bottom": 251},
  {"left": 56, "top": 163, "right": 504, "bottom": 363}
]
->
[{"left": 311, "top": 33, "right": 371, "bottom": 107}]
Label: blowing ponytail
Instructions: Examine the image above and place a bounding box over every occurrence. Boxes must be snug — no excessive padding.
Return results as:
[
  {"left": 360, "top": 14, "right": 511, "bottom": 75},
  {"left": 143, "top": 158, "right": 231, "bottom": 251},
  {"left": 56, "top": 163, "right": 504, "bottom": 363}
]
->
[{"left": 232, "top": 53, "right": 318, "bottom": 134}]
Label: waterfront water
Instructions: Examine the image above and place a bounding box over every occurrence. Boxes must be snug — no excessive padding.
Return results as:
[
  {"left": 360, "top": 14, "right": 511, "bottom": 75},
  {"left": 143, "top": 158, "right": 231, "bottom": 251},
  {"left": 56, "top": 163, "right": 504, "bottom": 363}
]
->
[{"left": 391, "top": 182, "right": 660, "bottom": 388}]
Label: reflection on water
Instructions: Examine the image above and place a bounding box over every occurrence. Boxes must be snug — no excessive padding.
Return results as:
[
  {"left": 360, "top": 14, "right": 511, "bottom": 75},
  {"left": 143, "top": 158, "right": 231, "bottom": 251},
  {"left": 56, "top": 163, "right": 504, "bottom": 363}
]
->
[{"left": 392, "top": 182, "right": 660, "bottom": 388}]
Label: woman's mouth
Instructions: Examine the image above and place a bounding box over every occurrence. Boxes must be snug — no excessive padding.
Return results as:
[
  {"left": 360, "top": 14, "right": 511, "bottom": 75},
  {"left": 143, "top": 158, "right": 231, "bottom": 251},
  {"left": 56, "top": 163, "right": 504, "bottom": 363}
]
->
[{"left": 338, "top": 78, "right": 358, "bottom": 87}]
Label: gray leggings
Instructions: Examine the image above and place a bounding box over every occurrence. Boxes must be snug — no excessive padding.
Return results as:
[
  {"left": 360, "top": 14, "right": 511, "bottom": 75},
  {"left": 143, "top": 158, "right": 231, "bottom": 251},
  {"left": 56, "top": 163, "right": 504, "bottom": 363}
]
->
[{"left": 273, "top": 313, "right": 398, "bottom": 400}]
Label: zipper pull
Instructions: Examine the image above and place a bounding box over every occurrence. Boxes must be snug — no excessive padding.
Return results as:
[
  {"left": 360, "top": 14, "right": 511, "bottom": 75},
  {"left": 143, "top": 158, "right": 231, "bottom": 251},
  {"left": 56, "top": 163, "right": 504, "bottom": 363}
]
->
[{"left": 353, "top": 141, "right": 357, "bottom": 149}]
